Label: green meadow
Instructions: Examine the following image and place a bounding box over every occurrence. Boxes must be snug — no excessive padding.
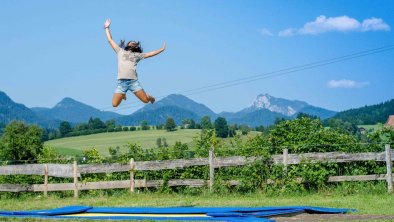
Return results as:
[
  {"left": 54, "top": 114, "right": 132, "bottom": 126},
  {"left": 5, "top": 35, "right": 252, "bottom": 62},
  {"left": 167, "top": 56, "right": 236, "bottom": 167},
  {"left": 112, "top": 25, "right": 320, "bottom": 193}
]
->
[
  {"left": 358, "top": 124, "right": 382, "bottom": 132},
  {"left": 45, "top": 129, "right": 263, "bottom": 156},
  {"left": 45, "top": 129, "right": 201, "bottom": 156}
]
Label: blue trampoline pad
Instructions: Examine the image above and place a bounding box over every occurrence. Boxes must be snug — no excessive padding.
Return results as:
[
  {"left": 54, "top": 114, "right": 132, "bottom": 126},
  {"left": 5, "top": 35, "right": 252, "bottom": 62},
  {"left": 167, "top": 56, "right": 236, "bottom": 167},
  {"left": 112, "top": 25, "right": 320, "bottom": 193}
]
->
[{"left": 0, "top": 205, "right": 355, "bottom": 221}]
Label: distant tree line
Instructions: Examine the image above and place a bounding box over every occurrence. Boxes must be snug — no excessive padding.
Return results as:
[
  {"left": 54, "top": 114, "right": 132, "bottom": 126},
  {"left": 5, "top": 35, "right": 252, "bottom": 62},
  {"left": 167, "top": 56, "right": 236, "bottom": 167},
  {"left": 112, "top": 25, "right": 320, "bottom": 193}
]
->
[
  {"left": 176, "top": 116, "right": 254, "bottom": 138},
  {"left": 47, "top": 118, "right": 118, "bottom": 139},
  {"left": 3, "top": 106, "right": 385, "bottom": 144},
  {"left": 45, "top": 118, "right": 141, "bottom": 140},
  {"left": 327, "top": 99, "right": 394, "bottom": 125},
  {"left": 43, "top": 114, "right": 259, "bottom": 140}
]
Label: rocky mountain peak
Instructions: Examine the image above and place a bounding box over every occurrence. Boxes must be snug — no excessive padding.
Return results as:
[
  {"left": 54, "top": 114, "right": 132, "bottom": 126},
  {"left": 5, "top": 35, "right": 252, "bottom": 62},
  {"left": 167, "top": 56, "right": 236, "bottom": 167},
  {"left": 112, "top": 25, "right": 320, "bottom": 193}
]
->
[{"left": 249, "top": 93, "right": 307, "bottom": 116}]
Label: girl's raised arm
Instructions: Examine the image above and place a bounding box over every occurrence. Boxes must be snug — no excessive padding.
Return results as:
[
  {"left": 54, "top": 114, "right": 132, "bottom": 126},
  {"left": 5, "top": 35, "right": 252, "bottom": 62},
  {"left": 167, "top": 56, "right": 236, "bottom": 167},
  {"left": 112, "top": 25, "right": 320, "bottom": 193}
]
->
[
  {"left": 144, "top": 42, "right": 166, "bottom": 59},
  {"left": 104, "top": 19, "right": 120, "bottom": 53}
]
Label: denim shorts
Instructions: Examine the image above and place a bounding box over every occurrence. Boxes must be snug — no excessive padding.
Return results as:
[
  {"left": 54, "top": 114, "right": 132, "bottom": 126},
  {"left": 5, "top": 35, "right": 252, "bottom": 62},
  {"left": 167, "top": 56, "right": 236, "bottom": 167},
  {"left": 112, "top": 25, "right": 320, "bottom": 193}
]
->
[{"left": 115, "top": 79, "right": 143, "bottom": 94}]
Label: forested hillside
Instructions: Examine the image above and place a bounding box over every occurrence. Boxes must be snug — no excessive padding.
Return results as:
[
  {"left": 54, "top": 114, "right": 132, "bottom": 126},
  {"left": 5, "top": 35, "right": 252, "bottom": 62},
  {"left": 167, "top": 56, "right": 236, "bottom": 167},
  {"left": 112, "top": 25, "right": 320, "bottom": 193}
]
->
[{"left": 329, "top": 99, "right": 394, "bottom": 125}]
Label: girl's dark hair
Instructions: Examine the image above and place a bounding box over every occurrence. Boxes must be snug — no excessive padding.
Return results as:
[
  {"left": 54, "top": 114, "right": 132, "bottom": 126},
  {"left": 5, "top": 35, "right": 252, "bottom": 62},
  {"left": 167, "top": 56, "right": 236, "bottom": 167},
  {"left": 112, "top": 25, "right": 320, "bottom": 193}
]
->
[{"left": 119, "top": 40, "right": 143, "bottom": 53}]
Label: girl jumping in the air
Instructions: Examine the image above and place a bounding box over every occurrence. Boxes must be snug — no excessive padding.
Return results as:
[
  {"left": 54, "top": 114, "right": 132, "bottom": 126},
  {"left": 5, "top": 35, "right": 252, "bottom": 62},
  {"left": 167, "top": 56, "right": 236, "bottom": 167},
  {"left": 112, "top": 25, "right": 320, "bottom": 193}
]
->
[{"left": 104, "top": 19, "right": 166, "bottom": 107}]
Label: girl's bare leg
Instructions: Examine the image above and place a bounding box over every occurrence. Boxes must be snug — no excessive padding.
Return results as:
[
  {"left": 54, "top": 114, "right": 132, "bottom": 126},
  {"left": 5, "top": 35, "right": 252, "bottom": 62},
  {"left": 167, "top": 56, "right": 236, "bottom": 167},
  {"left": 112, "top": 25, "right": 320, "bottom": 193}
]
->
[
  {"left": 112, "top": 93, "right": 126, "bottom": 107},
  {"left": 134, "top": 89, "right": 155, "bottom": 104}
]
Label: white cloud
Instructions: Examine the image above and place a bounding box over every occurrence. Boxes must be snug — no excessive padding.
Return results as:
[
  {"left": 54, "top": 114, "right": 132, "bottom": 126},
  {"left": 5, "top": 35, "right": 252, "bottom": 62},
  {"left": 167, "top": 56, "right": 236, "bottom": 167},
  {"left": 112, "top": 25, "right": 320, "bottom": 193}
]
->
[
  {"left": 300, "top": 15, "right": 360, "bottom": 35},
  {"left": 362, "top": 17, "right": 391, "bottom": 31},
  {"left": 278, "top": 28, "right": 297, "bottom": 37},
  {"left": 260, "top": 28, "right": 273, "bottom": 36},
  {"left": 327, "top": 79, "right": 369, "bottom": 88},
  {"left": 278, "top": 15, "right": 390, "bottom": 37}
]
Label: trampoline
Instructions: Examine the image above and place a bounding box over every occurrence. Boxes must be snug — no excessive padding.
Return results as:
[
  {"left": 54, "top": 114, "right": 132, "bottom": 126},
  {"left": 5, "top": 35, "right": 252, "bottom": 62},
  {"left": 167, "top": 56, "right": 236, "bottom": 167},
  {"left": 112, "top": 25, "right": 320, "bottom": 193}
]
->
[{"left": 0, "top": 205, "right": 354, "bottom": 221}]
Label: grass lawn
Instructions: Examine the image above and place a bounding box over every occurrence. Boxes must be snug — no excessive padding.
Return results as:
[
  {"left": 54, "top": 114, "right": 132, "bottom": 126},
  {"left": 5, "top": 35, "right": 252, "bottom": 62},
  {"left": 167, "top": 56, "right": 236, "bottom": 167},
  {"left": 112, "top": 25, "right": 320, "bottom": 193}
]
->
[
  {"left": 45, "top": 129, "right": 201, "bottom": 156},
  {"left": 358, "top": 124, "right": 382, "bottom": 132},
  {"left": 44, "top": 129, "right": 262, "bottom": 157},
  {"left": 0, "top": 192, "right": 392, "bottom": 221}
]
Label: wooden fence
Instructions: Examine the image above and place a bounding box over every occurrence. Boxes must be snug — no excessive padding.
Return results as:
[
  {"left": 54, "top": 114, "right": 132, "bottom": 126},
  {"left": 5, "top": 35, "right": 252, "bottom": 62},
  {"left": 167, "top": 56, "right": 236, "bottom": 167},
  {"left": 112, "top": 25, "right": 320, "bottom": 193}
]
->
[{"left": 0, "top": 145, "right": 392, "bottom": 197}]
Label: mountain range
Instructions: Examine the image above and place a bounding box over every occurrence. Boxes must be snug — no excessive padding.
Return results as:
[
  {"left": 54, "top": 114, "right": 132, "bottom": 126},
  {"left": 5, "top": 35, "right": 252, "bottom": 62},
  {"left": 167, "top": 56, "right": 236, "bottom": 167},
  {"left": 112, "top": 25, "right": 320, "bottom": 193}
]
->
[
  {"left": 31, "top": 97, "right": 121, "bottom": 123},
  {"left": 219, "top": 94, "right": 337, "bottom": 126},
  {"left": 10, "top": 90, "right": 392, "bottom": 129},
  {"left": 0, "top": 91, "right": 60, "bottom": 128}
]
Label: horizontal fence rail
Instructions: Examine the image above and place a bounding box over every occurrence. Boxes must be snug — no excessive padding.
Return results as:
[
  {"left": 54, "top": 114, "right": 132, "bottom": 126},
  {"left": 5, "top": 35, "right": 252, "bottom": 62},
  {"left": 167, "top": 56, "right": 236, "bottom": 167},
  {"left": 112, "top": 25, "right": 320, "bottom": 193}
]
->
[
  {"left": 0, "top": 145, "right": 392, "bottom": 197},
  {"left": 272, "top": 151, "right": 391, "bottom": 164},
  {"left": 2, "top": 151, "right": 392, "bottom": 176},
  {"left": 0, "top": 164, "right": 76, "bottom": 178}
]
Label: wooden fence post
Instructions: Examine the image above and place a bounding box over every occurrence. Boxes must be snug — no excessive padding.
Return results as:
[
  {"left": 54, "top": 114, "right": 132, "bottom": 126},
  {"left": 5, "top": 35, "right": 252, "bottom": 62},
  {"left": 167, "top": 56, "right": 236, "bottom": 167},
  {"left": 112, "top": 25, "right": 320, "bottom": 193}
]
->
[
  {"left": 44, "top": 164, "right": 48, "bottom": 197},
  {"left": 73, "top": 161, "right": 79, "bottom": 198},
  {"left": 130, "top": 158, "right": 135, "bottom": 193},
  {"left": 209, "top": 148, "right": 214, "bottom": 192},
  {"left": 385, "top": 144, "right": 393, "bottom": 193},
  {"left": 283, "top": 148, "right": 288, "bottom": 174}
]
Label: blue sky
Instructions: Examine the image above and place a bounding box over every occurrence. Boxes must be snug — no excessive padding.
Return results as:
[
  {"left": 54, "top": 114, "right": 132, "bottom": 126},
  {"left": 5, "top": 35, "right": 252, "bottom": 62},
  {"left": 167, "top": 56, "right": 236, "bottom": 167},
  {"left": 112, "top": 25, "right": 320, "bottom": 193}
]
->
[{"left": 1, "top": 0, "right": 393, "bottom": 114}]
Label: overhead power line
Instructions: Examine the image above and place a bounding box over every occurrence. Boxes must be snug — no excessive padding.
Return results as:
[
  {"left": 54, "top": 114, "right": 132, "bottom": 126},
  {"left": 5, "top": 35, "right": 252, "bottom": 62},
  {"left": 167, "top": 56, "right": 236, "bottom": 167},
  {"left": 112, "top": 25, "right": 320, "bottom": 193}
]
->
[{"left": 101, "top": 44, "right": 394, "bottom": 112}]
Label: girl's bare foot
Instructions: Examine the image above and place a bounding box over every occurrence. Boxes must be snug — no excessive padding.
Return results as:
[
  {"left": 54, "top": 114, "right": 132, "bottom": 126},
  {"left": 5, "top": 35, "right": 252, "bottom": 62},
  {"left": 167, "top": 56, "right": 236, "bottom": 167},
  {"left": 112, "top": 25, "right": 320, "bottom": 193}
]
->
[{"left": 149, "top": 95, "right": 155, "bottom": 104}]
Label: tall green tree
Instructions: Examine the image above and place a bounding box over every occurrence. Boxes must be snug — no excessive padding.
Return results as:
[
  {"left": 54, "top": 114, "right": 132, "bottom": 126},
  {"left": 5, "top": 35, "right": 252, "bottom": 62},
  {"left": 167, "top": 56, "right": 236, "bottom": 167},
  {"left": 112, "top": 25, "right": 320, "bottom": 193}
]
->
[
  {"left": 105, "top": 119, "right": 116, "bottom": 130},
  {"left": 214, "top": 117, "right": 229, "bottom": 138},
  {"left": 200, "top": 116, "right": 213, "bottom": 129},
  {"left": 88, "top": 118, "right": 106, "bottom": 129},
  {"left": 0, "top": 122, "right": 5, "bottom": 136},
  {"left": 188, "top": 119, "right": 196, "bottom": 129},
  {"left": 182, "top": 119, "right": 196, "bottom": 129},
  {"left": 228, "top": 125, "right": 237, "bottom": 137},
  {"left": 75, "top": 123, "right": 88, "bottom": 131},
  {"left": 255, "top": 125, "right": 266, "bottom": 133},
  {"left": 0, "top": 121, "right": 44, "bottom": 161},
  {"left": 156, "top": 137, "right": 163, "bottom": 147},
  {"left": 59, "top": 121, "right": 72, "bottom": 136},
  {"left": 165, "top": 117, "right": 177, "bottom": 131},
  {"left": 239, "top": 124, "right": 251, "bottom": 135},
  {"left": 326, "top": 118, "right": 359, "bottom": 135},
  {"left": 140, "top": 120, "right": 149, "bottom": 130}
]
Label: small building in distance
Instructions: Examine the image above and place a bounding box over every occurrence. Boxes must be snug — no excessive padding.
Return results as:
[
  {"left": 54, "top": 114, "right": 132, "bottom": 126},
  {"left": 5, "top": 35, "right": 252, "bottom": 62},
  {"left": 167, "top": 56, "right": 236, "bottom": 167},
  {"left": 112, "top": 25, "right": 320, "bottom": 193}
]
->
[{"left": 385, "top": 115, "right": 394, "bottom": 128}]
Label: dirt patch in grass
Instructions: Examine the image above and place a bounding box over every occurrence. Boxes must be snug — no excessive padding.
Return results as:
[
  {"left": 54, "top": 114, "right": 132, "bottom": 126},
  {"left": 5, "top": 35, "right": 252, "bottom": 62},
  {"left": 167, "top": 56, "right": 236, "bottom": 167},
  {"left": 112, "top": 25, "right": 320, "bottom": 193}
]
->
[{"left": 272, "top": 213, "right": 394, "bottom": 221}]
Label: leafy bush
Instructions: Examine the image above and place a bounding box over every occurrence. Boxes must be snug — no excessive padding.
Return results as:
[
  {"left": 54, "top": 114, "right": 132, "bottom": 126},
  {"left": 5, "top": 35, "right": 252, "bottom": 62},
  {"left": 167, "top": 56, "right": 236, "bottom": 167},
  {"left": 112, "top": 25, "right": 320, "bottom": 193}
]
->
[{"left": 0, "top": 121, "right": 43, "bottom": 161}]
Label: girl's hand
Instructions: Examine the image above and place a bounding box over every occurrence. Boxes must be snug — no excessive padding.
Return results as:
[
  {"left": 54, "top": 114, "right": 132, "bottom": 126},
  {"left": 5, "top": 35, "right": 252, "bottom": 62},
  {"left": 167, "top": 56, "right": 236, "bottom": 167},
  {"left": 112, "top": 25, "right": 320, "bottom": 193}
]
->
[
  {"left": 161, "top": 42, "right": 166, "bottom": 51},
  {"left": 104, "top": 19, "right": 111, "bottom": 29}
]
